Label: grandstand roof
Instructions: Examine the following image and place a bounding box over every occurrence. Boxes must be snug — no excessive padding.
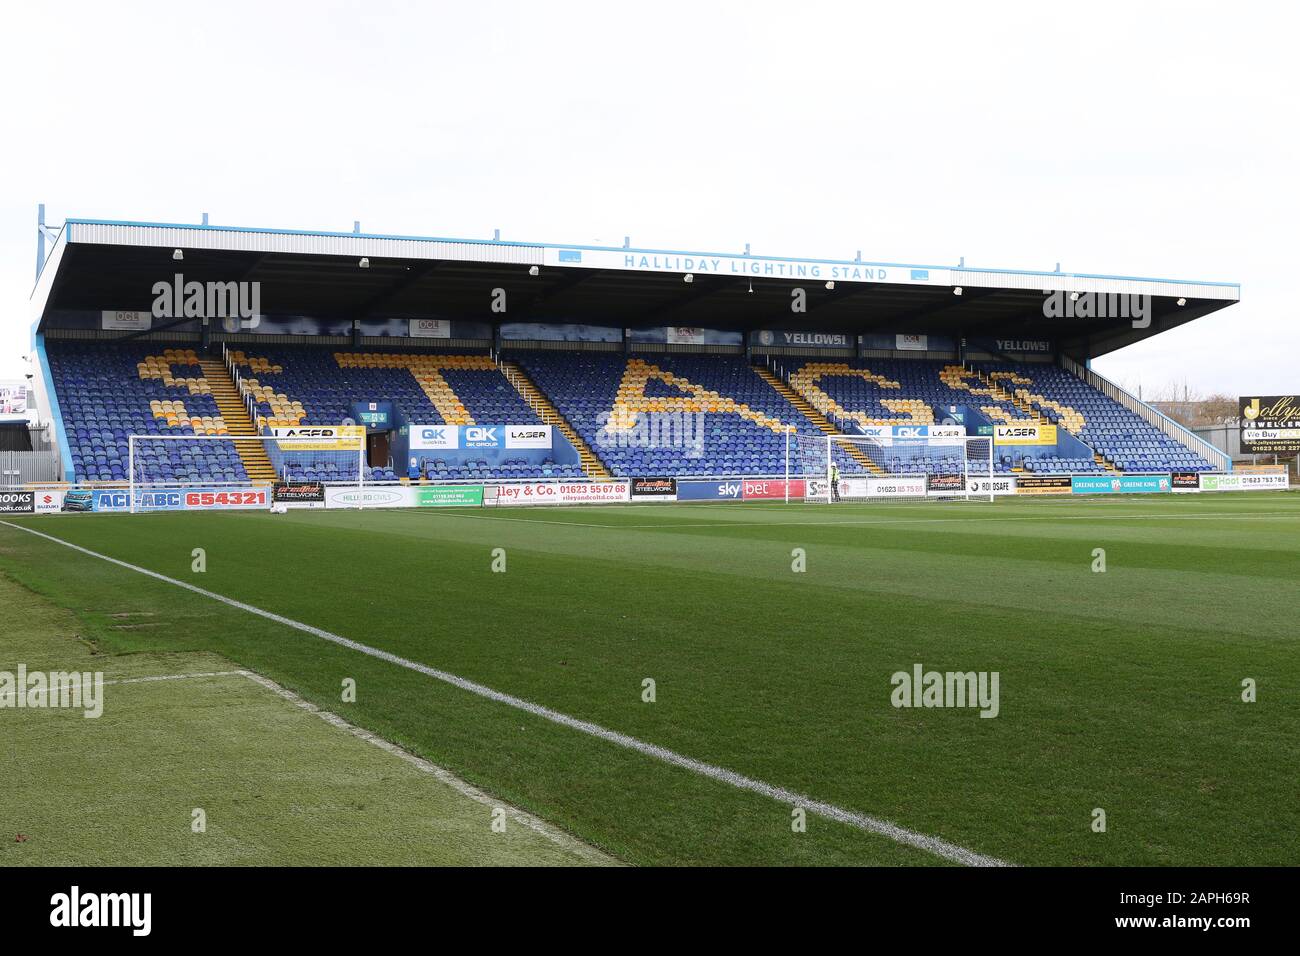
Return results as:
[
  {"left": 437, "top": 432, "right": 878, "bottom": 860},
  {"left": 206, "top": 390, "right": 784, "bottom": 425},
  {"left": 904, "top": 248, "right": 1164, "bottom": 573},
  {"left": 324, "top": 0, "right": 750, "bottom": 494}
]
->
[{"left": 32, "top": 217, "right": 1239, "bottom": 360}]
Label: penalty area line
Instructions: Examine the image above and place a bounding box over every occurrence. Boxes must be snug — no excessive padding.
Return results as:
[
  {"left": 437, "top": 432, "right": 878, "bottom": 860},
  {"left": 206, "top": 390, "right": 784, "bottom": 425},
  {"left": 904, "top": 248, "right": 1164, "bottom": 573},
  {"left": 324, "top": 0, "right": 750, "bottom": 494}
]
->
[{"left": 0, "top": 519, "right": 1010, "bottom": 868}]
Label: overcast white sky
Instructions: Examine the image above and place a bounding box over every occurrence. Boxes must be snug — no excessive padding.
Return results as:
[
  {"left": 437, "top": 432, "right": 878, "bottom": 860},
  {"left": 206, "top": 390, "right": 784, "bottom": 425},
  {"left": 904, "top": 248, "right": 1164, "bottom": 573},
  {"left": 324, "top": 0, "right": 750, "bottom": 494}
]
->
[{"left": 1, "top": 0, "right": 1294, "bottom": 397}]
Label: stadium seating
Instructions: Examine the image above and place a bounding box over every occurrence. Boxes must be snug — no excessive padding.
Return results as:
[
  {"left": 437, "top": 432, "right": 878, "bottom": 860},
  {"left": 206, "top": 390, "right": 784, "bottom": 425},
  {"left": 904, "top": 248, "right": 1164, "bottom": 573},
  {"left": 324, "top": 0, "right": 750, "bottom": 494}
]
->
[
  {"left": 512, "top": 352, "right": 827, "bottom": 476},
  {"left": 47, "top": 342, "right": 248, "bottom": 484},
  {"left": 785, "top": 358, "right": 1026, "bottom": 429},
  {"left": 45, "top": 341, "right": 1215, "bottom": 484},
  {"left": 783, "top": 357, "right": 1212, "bottom": 474},
  {"left": 228, "top": 346, "right": 579, "bottom": 481},
  {"left": 974, "top": 363, "right": 1214, "bottom": 472}
]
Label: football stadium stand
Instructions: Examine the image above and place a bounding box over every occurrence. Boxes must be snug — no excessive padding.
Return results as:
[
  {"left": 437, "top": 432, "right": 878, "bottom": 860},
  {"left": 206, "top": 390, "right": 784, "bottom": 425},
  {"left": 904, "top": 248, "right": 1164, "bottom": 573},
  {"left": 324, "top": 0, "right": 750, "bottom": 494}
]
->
[
  {"left": 222, "top": 346, "right": 582, "bottom": 480},
  {"left": 973, "top": 362, "right": 1215, "bottom": 473},
  {"left": 41, "top": 339, "right": 1218, "bottom": 484},
  {"left": 775, "top": 357, "right": 1214, "bottom": 473},
  {"left": 24, "top": 214, "right": 1237, "bottom": 491},
  {"left": 512, "top": 352, "right": 828, "bottom": 477},
  {"left": 47, "top": 341, "right": 251, "bottom": 484}
]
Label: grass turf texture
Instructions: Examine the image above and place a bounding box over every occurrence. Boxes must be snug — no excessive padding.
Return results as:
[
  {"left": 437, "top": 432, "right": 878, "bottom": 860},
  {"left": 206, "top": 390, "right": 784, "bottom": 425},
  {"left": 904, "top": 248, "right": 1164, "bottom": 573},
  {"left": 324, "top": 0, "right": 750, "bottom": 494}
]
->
[
  {"left": 1, "top": 492, "right": 1297, "bottom": 866},
  {"left": 0, "top": 574, "right": 607, "bottom": 866}
]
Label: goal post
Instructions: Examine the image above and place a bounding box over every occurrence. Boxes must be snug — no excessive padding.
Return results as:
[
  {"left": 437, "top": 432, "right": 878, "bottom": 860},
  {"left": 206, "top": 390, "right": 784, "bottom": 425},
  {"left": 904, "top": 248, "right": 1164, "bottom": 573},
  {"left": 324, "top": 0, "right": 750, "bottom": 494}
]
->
[
  {"left": 787, "top": 430, "right": 995, "bottom": 503},
  {"left": 128, "top": 433, "right": 366, "bottom": 513}
]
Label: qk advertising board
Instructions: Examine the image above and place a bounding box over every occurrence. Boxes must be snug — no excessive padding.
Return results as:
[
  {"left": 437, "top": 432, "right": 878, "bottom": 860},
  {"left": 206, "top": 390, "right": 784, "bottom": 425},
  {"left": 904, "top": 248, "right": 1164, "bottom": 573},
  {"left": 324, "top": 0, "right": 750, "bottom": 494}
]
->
[
  {"left": 631, "top": 477, "right": 677, "bottom": 499},
  {"left": 0, "top": 491, "right": 35, "bottom": 513},
  {"left": 855, "top": 424, "right": 965, "bottom": 445},
  {"left": 1015, "top": 475, "right": 1072, "bottom": 495},
  {"left": 1200, "top": 473, "right": 1290, "bottom": 492},
  {"left": 409, "top": 425, "right": 554, "bottom": 451},
  {"left": 409, "top": 425, "right": 458, "bottom": 451},
  {"left": 488, "top": 481, "right": 630, "bottom": 506},
  {"left": 994, "top": 424, "right": 1057, "bottom": 446},
  {"left": 966, "top": 476, "right": 1017, "bottom": 496},
  {"left": 1239, "top": 396, "right": 1300, "bottom": 454},
  {"left": 675, "top": 480, "right": 743, "bottom": 501},
  {"left": 840, "top": 476, "right": 927, "bottom": 498},
  {"left": 415, "top": 485, "right": 484, "bottom": 507},
  {"left": 1071, "top": 475, "right": 1171, "bottom": 495},
  {"left": 742, "top": 479, "right": 805, "bottom": 500}
]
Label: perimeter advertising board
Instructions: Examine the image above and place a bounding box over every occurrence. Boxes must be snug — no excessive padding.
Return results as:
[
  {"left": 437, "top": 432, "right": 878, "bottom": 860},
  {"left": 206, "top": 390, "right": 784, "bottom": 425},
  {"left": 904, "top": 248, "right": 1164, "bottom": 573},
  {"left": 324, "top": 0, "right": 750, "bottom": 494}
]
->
[
  {"left": 1071, "top": 475, "right": 1171, "bottom": 495},
  {"left": 1200, "top": 473, "right": 1289, "bottom": 492},
  {"left": 487, "top": 481, "right": 630, "bottom": 506},
  {"left": 840, "top": 476, "right": 927, "bottom": 498},
  {"left": 1239, "top": 396, "right": 1300, "bottom": 454}
]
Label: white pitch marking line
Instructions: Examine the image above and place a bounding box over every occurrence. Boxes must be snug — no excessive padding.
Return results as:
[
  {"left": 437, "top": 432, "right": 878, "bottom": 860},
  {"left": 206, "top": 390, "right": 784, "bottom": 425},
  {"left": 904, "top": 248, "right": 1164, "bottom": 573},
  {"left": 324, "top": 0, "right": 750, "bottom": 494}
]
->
[
  {"left": 0, "top": 657, "right": 606, "bottom": 862},
  {"left": 0, "top": 519, "right": 1008, "bottom": 867},
  {"left": 234, "top": 670, "right": 611, "bottom": 863},
  {"left": 411, "top": 507, "right": 1300, "bottom": 532},
  {"left": 0, "top": 670, "right": 246, "bottom": 702}
]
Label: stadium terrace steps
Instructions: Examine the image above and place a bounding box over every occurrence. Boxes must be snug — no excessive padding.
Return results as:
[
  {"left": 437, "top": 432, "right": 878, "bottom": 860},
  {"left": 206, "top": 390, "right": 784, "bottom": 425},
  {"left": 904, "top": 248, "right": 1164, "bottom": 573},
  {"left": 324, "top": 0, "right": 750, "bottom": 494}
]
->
[
  {"left": 755, "top": 366, "right": 882, "bottom": 475},
  {"left": 973, "top": 369, "right": 1051, "bottom": 423},
  {"left": 1094, "top": 452, "right": 1121, "bottom": 474},
  {"left": 499, "top": 360, "right": 612, "bottom": 478},
  {"left": 197, "top": 358, "right": 276, "bottom": 483}
]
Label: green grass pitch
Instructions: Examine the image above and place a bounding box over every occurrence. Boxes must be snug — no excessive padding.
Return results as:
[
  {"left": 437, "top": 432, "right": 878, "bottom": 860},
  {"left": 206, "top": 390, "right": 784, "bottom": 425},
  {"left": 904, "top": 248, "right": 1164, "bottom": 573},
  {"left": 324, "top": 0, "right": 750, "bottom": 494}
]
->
[{"left": 1, "top": 492, "right": 1296, "bottom": 866}]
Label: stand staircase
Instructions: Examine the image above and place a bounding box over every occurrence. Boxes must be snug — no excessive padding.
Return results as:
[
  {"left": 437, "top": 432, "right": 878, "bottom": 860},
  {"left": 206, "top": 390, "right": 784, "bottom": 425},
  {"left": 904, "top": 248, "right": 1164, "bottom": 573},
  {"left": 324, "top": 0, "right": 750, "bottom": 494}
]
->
[
  {"left": 498, "top": 360, "right": 612, "bottom": 479},
  {"left": 755, "top": 366, "right": 882, "bottom": 475},
  {"left": 198, "top": 357, "right": 277, "bottom": 484}
]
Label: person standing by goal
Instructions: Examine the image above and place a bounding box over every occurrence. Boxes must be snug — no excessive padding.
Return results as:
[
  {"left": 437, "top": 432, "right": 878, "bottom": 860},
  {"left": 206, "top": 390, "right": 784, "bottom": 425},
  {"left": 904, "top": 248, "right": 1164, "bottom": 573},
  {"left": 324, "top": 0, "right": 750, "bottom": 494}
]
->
[{"left": 830, "top": 461, "right": 841, "bottom": 502}]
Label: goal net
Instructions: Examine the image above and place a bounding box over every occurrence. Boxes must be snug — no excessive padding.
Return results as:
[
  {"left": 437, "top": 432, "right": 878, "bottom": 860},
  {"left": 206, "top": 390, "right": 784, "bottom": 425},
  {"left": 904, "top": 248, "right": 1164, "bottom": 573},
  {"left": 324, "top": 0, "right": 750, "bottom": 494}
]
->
[
  {"left": 791, "top": 431, "right": 995, "bottom": 502},
  {"left": 128, "top": 433, "right": 366, "bottom": 512}
]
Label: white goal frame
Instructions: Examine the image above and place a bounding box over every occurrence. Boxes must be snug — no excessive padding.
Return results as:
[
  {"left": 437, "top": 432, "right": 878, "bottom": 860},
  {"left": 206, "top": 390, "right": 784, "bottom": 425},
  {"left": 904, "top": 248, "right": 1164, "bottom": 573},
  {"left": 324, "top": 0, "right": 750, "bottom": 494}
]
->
[
  {"left": 128, "top": 433, "right": 367, "bottom": 513},
  {"left": 787, "top": 432, "right": 996, "bottom": 503}
]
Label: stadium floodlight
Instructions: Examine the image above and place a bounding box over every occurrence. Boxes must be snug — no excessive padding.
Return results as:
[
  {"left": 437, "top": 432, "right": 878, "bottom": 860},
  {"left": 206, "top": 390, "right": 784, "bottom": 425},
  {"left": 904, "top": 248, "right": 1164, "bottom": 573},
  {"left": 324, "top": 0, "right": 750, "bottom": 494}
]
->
[
  {"left": 528, "top": 265, "right": 540, "bottom": 276},
  {"left": 953, "top": 286, "right": 963, "bottom": 295},
  {"left": 359, "top": 257, "right": 370, "bottom": 269},
  {"left": 172, "top": 249, "right": 184, "bottom": 261},
  {"left": 1177, "top": 297, "right": 1186, "bottom": 306},
  {"left": 683, "top": 273, "right": 693, "bottom": 283}
]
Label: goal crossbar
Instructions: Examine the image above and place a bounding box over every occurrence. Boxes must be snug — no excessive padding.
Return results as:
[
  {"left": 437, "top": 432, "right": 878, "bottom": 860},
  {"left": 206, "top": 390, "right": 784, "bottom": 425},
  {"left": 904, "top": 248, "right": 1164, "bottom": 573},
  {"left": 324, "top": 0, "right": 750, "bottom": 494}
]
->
[
  {"left": 128, "top": 433, "right": 366, "bottom": 512},
  {"left": 786, "top": 431, "right": 995, "bottom": 503}
]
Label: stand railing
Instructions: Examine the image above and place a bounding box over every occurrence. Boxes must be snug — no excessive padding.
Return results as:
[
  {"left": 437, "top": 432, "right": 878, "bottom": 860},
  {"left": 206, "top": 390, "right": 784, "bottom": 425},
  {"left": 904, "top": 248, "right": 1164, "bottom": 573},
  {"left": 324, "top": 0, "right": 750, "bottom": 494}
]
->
[{"left": 1061, "top": 356, "right": 1230, "bottom": 471}]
